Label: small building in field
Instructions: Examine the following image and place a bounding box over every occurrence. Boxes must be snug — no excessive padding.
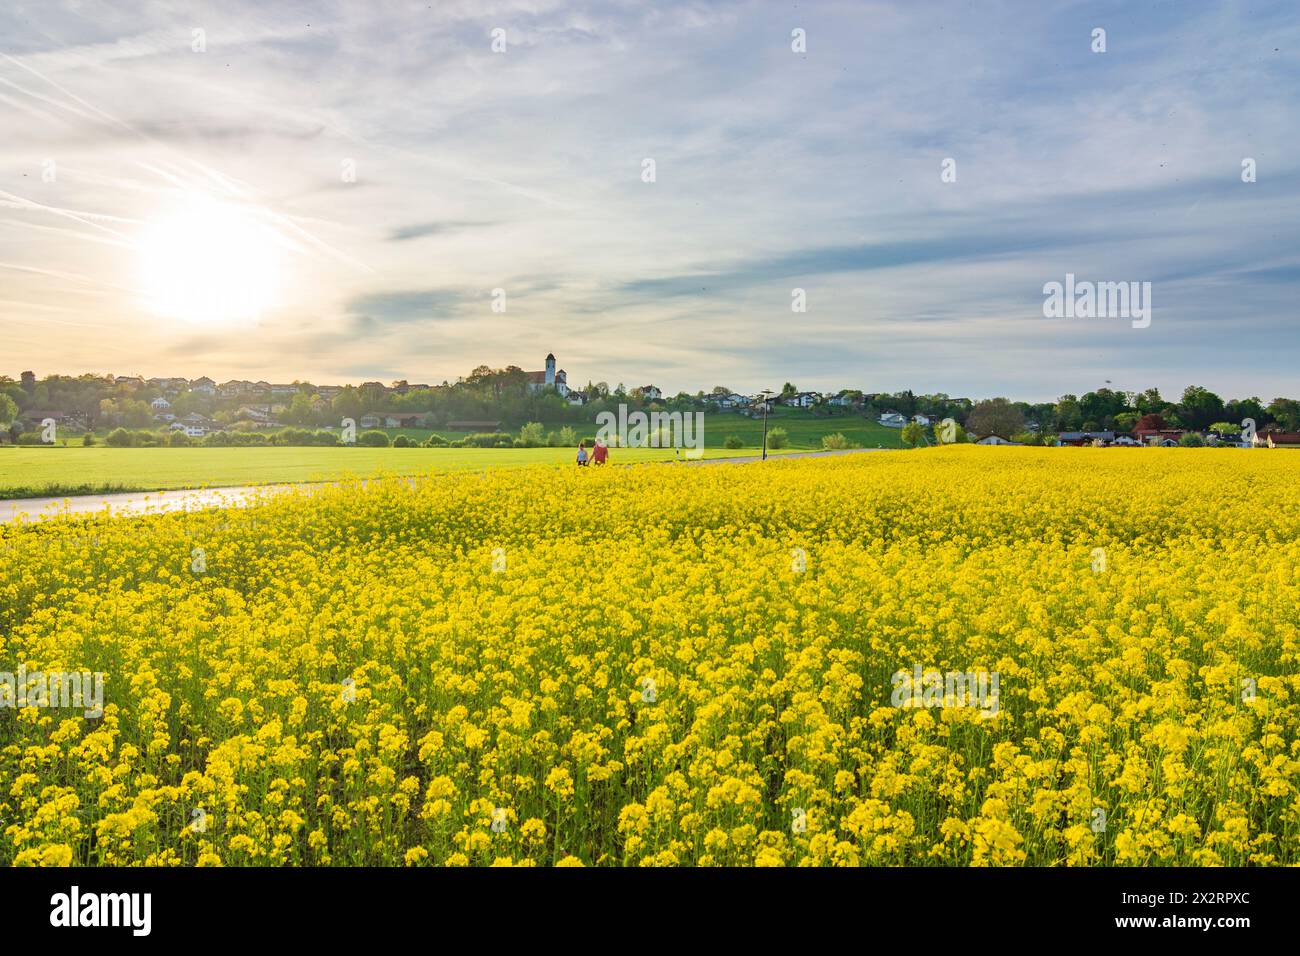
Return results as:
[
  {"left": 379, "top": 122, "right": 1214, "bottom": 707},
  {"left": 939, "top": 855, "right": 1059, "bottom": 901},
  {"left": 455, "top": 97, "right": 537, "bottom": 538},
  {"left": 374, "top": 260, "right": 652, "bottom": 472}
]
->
[
  {"left": 383, "top": 412, "right": 428, "bottom": 428},
  {"left": 878, "top": 412, "right": 907, "bottom": 428}
]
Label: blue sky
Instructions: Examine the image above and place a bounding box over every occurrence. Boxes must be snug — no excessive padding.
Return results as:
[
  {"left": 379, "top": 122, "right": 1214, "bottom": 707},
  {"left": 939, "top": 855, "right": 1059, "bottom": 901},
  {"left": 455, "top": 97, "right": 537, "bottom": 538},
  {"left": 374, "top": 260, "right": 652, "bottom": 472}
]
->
[{"left": 1, "top": 0, "right": 1297, "bottom": 401}]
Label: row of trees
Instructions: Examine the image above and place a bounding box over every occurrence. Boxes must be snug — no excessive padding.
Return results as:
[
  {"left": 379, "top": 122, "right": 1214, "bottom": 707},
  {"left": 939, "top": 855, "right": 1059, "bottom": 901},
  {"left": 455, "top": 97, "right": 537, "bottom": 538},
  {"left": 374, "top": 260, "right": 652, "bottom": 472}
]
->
[
  {"left": 4, "top": 372, "right": 1298, "bottom": 436},
  {"left": 925, "top": 386, "right": 1298, "bottom": 438}
]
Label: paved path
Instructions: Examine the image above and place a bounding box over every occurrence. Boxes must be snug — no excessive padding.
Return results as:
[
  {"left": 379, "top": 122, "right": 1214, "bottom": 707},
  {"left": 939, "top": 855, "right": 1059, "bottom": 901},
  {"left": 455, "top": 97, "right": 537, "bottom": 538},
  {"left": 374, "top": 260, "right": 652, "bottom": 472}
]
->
[{"left": 0, "top": 448, "right": 886, "bottom": 524}]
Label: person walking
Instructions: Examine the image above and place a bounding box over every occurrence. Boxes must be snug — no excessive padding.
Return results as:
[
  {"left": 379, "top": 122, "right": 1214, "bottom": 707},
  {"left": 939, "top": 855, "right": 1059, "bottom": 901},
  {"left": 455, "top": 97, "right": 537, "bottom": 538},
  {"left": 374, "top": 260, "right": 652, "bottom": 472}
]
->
[
  {"left": 576, "top": 442, "right": 589, "bottom": 466},
  {"left": 591, "top": 439, "right": 608, "bottom": 465}
]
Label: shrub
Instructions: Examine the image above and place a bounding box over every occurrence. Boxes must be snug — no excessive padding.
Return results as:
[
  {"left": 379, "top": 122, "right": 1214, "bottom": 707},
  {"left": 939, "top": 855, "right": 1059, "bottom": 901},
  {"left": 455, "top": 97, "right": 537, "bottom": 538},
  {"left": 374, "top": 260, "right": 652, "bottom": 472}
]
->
[
  {"left": 448, "top": 439, "right": 467, "bottom": 448},
  {"left": 462, "top": 432, "right": 512, "bottom": 448},
  {"left": 105, "top": 428, "right": 133, "bottom": 447},
  {"left": 82, "top": 431, "right": 96, "bottom": 446},
  {"left": 821, "top": 432, "right": 854, "bottom": 450},
  {"left": 558, "top": 426, "right": 578, "bottom": 447},
  {"left": 358, "top": 430, "right": 390, "bottom": 447},
  {"left": 517, "top": 422, "right": 547, "bottom": 448},
  {"left": 423, "top": 434, "right": 449, "bottom": 447},
  {"left": 1179, "top": 432, "right": 1205, "bottom": 447},
  {"left": 392, "top": 435, "right": 413, "bottom": 448},
  {"left": 724, "top": 435, "right": 744, "bottom": 449},
  {"left": 766, "top": 427, "right": 789, "bottom": 450},
  {"left": 168, "top": 431, "right": 192, "bottom": 447}
]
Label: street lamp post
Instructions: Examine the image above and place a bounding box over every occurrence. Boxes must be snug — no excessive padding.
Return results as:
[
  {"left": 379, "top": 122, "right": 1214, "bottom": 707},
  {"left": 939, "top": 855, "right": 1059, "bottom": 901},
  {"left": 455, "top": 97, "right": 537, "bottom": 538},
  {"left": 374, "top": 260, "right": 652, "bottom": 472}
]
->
[{"left": 759, "top": 389, "right": 775, "bottom": 460}]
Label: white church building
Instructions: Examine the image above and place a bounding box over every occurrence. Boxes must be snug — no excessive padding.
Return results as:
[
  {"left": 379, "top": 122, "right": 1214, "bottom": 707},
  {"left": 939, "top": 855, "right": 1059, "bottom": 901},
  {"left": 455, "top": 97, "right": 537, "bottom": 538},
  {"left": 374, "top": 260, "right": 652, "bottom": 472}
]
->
[{"left": 525, "top": 353, "right": 568, "bottom": 397}]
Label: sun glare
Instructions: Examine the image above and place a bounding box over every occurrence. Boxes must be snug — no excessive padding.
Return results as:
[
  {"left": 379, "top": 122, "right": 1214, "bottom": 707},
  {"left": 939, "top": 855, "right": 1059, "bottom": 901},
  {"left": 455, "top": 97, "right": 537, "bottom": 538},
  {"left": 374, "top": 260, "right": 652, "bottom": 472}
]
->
[{"left": 138, "top": 195, "right": 281, "bottom": 325}]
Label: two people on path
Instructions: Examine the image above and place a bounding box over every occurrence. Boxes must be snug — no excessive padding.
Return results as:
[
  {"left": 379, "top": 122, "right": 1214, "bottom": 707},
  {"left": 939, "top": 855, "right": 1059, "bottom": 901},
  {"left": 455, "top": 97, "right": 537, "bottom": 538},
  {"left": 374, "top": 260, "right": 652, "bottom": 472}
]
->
[{"left": 577, "top": 439, "right": 608, "bottom": 466}]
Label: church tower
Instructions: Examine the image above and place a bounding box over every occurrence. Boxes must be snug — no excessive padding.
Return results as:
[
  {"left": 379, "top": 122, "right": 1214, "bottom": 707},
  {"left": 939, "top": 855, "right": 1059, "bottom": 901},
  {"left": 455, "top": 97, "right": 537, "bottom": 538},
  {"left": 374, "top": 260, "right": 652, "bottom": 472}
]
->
[{"left": 545, "top": 353, "right": 556, "bottom": 387}]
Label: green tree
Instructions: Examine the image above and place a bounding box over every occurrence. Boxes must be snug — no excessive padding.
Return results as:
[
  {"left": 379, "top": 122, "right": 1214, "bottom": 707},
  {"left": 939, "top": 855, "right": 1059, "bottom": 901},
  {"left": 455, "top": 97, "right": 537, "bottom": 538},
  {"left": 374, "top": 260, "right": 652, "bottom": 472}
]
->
[
  {"left": 901, "top": 421, "right": 925, "bottom": 448},
  {"left": 967, "top": 398, "right": 1025, "bottom": 438},
  {"left": 0, "top": 393, "right": 17, "bottom": 426},
  {"left": 1266, "top": 398, "right": 1300, "bottom": 431},
  {"left": 1178, "top": 385, "right": 1224, "bottom": 431}
]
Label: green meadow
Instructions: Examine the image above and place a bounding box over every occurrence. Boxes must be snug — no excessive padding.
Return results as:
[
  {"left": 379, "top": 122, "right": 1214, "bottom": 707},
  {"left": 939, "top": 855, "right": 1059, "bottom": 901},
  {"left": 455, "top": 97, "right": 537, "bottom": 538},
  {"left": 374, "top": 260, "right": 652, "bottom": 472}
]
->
[{"left": 0, "top": 444, "right": 768, "bottom": 499}]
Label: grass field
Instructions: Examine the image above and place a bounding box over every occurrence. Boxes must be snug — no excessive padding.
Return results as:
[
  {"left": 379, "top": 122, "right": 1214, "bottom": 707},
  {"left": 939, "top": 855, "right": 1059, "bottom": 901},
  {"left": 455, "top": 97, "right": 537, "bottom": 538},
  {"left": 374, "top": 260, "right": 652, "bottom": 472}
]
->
[
  {"left": 697, "top": 409, "right": 904, "bottom": 449},
  {"left": 0, "top": 444, "right": 777, "bottom": 498},
  {"left": 38, "top": 408, "right": 904, "bottom": 451},
  {"left": 374, "top": 409, "right": 903, "bottom": 449}
]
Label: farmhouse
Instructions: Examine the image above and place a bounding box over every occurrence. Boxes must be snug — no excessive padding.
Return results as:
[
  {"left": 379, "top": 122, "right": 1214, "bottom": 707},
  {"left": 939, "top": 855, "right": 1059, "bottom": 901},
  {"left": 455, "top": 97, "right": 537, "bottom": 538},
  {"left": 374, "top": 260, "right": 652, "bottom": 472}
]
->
[
  {"left": 712, "top": 393, "right": 748, "bottom": 409},
  {"left": 878, "top": 412, "right": 907, "bottom": 428},
  {"left": 1058, "top": 430, "right": 1115, "bottom": 447},
  {"left": 784, "top": 391, "right": 819, "bottom": 408},
  {"left": 383, "top": 412, "right": 428, "bottom": 428}
]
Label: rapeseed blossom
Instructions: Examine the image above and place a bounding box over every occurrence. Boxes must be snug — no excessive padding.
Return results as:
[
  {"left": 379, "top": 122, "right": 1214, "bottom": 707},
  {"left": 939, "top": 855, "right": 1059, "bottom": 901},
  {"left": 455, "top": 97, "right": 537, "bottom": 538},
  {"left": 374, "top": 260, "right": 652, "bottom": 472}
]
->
[{"left": 0, "top": 447, "right": 1297, "bottom": 865}]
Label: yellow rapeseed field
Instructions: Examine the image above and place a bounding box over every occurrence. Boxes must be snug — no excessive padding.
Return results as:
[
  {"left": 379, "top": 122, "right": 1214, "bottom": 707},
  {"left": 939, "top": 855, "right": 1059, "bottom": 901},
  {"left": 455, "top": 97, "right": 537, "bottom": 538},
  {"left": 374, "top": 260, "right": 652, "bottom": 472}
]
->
[{"left": 1, "top": 447, "right": 1297, "bottom": 866}]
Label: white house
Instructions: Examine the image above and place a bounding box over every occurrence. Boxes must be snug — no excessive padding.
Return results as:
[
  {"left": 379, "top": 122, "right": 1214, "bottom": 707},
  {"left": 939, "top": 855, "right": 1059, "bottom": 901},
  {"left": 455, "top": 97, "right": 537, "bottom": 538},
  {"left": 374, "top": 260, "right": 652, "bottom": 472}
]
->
[
  {"left": 912, "top": 414, "right": 933, "bottom": 426},
  {"left": 384, "top": 412, "right": 426, "bottom": 428},
  {"left": 190, "top": 377, "right": 217, "bottom": 396},
  {"left": 784, "top": 392, "right": 818, "bottom": 408},
  {"left": 638, "top": 385, "right": 662, "bottom": 401},
  {"left": 359, "top": 413, "right": 384, "bottom": 429},
  {"left": 878, "top": 412, "right": 907, "bottom": 428},
  {"left": 714, "top": 393, "right": 749, "bottom": 409},
  {"left": 150, "top": 397, "right": 171, "bottom": 410},
  {"left": 235, "top": 405, "right": 274, "bottom": 423},
  {"left": 525, "top": 353, "right": 568, "bottom": 397},
  {"left": 974, "top": 435, "right": 1021, "bottom": 445}
]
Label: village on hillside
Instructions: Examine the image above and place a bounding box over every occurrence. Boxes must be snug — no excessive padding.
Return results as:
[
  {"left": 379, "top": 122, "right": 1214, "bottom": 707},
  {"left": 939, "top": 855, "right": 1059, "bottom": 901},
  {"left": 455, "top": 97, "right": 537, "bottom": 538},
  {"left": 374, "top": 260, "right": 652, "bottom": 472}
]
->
[{"left": 3, "top": 360, "right": 1299, "bottom": 449}]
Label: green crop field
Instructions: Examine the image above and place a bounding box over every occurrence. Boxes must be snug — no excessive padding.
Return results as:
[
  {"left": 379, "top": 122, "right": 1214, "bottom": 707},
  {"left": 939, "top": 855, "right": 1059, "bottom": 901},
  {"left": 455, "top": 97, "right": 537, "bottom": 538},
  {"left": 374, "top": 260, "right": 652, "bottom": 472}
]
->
[
  {"left": 0, "top": 444, "right": 785, "bottom": 499},
  {"left": 700, "top": 409, "right": 905, "bottom": 449},
  {"left": 375, "top": 410, "right": 903, "bottom": 449}
]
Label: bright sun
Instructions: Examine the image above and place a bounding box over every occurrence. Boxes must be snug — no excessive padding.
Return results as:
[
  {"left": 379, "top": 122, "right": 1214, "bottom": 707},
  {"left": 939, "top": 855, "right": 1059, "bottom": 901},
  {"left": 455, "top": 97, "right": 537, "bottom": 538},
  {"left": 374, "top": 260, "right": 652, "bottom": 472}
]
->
[{"left": 138, "top": 195, "right": 281, "bottom": 325}]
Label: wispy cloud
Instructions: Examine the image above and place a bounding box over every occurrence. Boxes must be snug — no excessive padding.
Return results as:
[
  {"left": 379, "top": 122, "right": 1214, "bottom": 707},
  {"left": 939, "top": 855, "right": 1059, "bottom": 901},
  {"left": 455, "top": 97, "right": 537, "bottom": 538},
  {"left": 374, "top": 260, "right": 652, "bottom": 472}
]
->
[{"left": 0, "top": 0, "right": 1297, "bottom": 399}]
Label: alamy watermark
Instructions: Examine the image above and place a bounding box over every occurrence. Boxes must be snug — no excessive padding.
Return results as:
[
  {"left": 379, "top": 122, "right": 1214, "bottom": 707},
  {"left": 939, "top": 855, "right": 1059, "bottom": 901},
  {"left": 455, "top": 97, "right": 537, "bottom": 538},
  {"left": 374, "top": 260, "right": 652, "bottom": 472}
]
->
[
  {"left": 891, "top": 665, "right": 999, "bottom": 717},
  {"left": 1, "top": 666, "right": 104, "bottom": 718},
  {"left": 1043, "top": 273, "right": 1151, "bottom": 329},
  {"left": 595, "top": 403, "right": 704, "bottom": 457}
]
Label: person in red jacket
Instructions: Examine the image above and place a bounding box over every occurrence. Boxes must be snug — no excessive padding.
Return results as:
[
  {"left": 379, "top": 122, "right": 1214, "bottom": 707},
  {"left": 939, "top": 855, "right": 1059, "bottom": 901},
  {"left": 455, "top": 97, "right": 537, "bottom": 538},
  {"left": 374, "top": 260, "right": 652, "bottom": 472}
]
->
[{"left": 591, "top": 439, "right": 608, "bottom": 465}]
